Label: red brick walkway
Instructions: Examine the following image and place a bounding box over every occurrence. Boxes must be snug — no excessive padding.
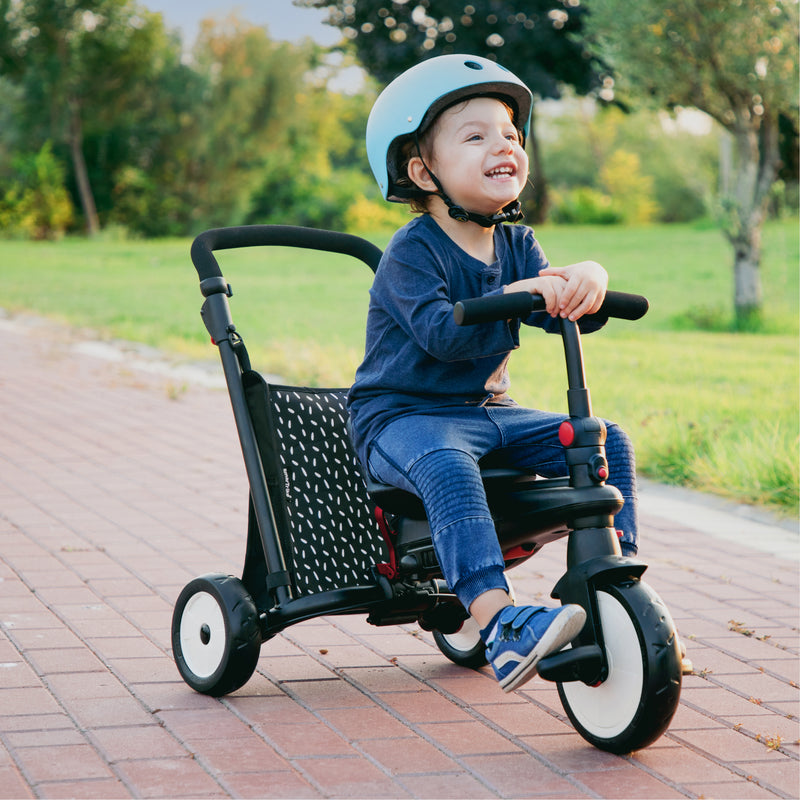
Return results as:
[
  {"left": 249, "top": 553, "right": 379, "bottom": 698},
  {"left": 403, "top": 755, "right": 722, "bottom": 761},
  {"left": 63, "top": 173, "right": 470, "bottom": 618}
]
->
[{"left": 1, "top": 316, "right": 797, "bottom": 799}]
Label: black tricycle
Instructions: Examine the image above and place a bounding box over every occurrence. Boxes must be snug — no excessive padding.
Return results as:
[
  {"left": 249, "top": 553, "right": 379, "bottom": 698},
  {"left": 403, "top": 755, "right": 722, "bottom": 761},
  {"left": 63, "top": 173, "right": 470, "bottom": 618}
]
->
[{"left": 171, "top": 225, "right": 682, "bottom": 754}]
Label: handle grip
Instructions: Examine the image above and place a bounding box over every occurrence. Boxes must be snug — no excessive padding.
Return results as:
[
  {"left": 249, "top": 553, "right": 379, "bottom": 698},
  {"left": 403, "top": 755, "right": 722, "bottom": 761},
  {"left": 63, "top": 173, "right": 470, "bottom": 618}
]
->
[{"left": 454, "top": 290, "right": 649, "bottom": 325}]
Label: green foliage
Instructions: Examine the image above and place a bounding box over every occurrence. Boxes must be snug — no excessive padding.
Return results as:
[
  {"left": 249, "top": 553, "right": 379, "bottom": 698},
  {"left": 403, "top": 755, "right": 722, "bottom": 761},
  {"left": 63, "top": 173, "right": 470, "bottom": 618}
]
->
[
  {"left": 600, "top": 151, "right": 659, "bottom": 224},
  {"left": 549, "top": 187, "right": 621, "bottom": 225},
  {"left": 300, "top": 0, "right": 609, "bottom": 98},
  {"left": 585, "top": 0, "right": 800, "bottom": 322},
  {"left": 541, "top": 103, "right": 718, "bottom": 224},
  {"left": 344, "top": 193, "right": 411, "bottom": 233},
  {"left": 245, "top": 86, "right": 374, "bottom": 229},
  {"left": 0, "top": 142, "right": 73, "bottom": 239}
]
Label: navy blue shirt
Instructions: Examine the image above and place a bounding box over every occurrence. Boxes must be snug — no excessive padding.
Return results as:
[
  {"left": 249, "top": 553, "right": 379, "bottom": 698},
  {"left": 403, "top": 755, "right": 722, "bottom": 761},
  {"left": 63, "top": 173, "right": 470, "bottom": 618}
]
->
[{"left": 347, "top": 214, "right": 586, "bottom": 468}]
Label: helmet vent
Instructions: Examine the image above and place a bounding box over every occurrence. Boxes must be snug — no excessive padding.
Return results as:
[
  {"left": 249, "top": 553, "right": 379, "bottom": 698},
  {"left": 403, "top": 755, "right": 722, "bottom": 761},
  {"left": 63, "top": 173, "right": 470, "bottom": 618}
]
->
[{"left": 464, "top": 60, "right": 483, "bottom": 70}]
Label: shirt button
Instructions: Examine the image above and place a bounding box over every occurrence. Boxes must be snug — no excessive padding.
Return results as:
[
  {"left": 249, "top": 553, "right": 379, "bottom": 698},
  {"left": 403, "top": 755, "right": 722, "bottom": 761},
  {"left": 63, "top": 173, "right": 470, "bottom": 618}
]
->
[{"left": 487, "top": 275, "right": 496, "bottom": 285}]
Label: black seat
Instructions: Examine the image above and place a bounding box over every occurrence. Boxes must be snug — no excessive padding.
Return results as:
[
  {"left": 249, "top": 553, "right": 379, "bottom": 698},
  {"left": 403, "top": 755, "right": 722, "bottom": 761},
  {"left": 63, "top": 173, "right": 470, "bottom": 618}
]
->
[{"left": 366, "top": 467, "right": 551, "bottom": 519}]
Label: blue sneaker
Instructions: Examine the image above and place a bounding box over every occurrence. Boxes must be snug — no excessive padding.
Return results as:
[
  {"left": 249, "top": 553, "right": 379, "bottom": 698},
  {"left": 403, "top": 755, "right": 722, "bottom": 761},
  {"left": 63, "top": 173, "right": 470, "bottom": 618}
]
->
[{"left": 485, "top": 604, "right": 586, "bottom": 692}]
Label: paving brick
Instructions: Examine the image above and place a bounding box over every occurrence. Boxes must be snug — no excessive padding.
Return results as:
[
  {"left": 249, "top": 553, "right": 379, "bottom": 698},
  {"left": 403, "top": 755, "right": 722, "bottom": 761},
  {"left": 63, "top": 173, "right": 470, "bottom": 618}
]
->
[
  {"left": 280, "top": 678, "right": 373, "bottom": 711},
  {"left": 461, "top": 751, "right": 589, "bottom": 798},
  {"left": 416, "top": 720, "right": 524, "bottom": 756},
  {"left": 376, "top": 689, "right": 475, "bottom": 724},
  {"left": 13, "top": 743, "right": 114, "bottom": 783},
  {"left": 88, "top": 724, "right": 189, "bottom": 762},
  {"left": 735, "top": 754, "right": 800, "bottom": 796},
  {"left": 572, "top": 763, "right": 687, "bottom": 799},
  {"left": 193, "top": 733, "right": 289, "bottom": 774},
  {"left": 0, "top": 765, "right": 35, "bottom": 799},
  {"left": 220, "top": 769, "right": 322, "bottom": 798},
  {"left": 260, "top": 722, "right": 358, "bottom": 758},
  {"left": 113, "top": 756, "right": 224, "bottom": 798},
  {"left": 156, "top": 708, "right": 255, "bottom": 743},
  {"left": 382, "top": 771, "right": 495, "bottom": 800},
  {"left": 318, "top": 706, "right": 425, "bottom": 741},
  {"left": 292, "top": 755, "right": 408, "bottom": 798},
  {"left": 0, "top": 687, "right": 64, "bottom": 717},
  {"left": 358, "top": 735, "right": 463, "bottom": 774},
  {"left": 680, "top": 778, "right": 778, "bottom": 799},
  {"left": 33, "top": 777, "right": 130, "bottom": 799},
  {"left": 341, "top": 664, "right": 430, "bottom": 692},
  {"left": 672, "top": 725, "right": 793, "bottom": 764}
]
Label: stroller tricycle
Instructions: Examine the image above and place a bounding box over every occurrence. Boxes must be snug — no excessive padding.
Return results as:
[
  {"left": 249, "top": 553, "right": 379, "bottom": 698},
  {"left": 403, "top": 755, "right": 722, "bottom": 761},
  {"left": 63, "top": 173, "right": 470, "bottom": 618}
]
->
[{"left": 171, "top": 225, "right": 682, "bottom": 754}]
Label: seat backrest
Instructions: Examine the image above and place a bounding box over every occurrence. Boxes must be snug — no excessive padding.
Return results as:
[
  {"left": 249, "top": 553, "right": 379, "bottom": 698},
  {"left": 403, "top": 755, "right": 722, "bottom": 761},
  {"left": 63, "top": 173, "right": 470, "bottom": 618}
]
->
[{"left": 243, "top": 372, "right": 386, "bottom": 596}]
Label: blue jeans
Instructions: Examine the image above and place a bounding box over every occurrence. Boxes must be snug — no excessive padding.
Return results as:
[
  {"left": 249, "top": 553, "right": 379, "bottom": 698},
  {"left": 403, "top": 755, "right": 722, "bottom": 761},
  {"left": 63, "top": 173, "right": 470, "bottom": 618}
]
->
[{"left": 367, "top": 405, "right": 638, "bottom": 611}]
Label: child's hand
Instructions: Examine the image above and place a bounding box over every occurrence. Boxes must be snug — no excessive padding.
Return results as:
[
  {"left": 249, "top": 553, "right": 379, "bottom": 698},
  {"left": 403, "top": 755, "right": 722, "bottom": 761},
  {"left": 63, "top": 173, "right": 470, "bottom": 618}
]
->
[
  {"left": 505, "top": 274, "right": 567, "bottom": 317},
  {"left": 538, "top": 261, "right": 608, "bottom": 320}
]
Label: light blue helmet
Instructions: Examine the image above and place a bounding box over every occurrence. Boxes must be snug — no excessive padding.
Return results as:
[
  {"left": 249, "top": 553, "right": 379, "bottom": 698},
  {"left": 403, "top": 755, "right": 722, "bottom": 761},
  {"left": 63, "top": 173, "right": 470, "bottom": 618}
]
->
[{"left": 366, "top": 54, "right": 533, "bottom": 202}]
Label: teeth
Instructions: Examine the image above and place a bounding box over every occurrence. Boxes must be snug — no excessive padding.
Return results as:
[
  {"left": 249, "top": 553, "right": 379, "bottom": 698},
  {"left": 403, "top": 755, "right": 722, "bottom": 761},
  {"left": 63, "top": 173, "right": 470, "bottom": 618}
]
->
[{"left": 488, "top": 167, "right": 513, "bottom": 176}]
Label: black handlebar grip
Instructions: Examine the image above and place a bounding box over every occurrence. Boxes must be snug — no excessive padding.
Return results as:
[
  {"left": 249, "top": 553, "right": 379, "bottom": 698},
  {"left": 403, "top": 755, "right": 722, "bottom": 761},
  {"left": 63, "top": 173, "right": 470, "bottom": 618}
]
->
[
  {"left": 596, "top": 291, "right": 649, "bottom": 320},
  {"left": 454, "top": 292, "right": 542, "bottom": 325},
  {"left": 454, "top": 290, "right": 649, "bottom": 325}
]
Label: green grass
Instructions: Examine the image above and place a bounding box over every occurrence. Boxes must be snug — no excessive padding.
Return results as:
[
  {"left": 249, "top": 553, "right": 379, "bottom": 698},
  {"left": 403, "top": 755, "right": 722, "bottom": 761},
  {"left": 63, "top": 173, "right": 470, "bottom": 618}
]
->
[{"left": 3, "top": 219, "right": 798, "bottom": 515}]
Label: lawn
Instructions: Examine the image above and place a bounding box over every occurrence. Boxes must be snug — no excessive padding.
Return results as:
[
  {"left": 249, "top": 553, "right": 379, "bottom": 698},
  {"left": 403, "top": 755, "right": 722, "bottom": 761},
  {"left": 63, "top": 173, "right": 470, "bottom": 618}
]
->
[{"left": 3, "top": 219, "right": 797, "bottom": 515}]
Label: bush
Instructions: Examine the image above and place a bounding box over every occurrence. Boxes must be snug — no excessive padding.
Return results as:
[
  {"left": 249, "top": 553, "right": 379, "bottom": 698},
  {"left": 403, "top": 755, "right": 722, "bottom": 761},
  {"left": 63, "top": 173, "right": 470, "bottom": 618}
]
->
[
  {"left": 600, "top": 150, "right": 660, "bottom": 224},
  {"left": 540, "top": 103, "right": 716, "bottom": 225},
  {"left": 0, "top": 143, "right": 74, "bottom": 239},
  {"left": 549, "top": 187, "right": 622, "bottom": 225},
  {"left": 344, "top": 194, "right": 410, "bottom": 233},
  {"left": 108, "top": 166, "right": 185, "bottom": 238}
]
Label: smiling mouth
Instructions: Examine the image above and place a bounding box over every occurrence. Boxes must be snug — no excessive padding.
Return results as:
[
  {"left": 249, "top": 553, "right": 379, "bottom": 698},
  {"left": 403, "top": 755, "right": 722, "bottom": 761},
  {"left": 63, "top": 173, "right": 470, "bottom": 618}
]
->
[{"left": 486, "top": 165, "right": 516, "bottom": 179}]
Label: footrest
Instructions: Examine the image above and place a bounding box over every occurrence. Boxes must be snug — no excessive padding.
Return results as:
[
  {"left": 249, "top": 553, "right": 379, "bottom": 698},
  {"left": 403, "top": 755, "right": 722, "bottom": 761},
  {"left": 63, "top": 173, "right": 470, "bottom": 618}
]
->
[{"left": 537, "top": 644, "right": 604, "bottom": 684}]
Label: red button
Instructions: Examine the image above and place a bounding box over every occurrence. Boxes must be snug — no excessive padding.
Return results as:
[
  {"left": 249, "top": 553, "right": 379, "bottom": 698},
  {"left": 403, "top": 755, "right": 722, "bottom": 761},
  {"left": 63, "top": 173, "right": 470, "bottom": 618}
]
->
[{"left": 558, "top": 421, "right": 575, "bottom": 447}]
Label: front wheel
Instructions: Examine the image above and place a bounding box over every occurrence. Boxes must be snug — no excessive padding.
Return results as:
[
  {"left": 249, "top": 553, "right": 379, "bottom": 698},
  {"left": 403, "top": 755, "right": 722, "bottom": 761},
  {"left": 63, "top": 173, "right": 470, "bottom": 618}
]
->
[
  {"left": 557, "top": 581, "right": 681, "bottom": 753},
  {"left": 172, "top": 573, "right": 261, "bottom": 696}
]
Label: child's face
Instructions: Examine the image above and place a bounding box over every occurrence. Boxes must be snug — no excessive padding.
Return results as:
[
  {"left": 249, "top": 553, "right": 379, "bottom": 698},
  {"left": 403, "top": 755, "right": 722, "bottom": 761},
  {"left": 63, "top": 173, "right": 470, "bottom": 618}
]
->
[{"left": 423, "top": 96, "right": 529, "bottom": 217}]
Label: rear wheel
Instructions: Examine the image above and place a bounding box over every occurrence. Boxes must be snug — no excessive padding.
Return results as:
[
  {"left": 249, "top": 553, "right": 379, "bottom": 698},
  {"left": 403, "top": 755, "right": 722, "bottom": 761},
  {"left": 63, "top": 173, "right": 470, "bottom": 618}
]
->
[
  {"left": 172, "top": 573, "right": 261, "bottom": 696},
  {"left": 433, "top": 617, "right": 488, "bottom": 668},
  {"left": 431, "top": 578, "right": 516, "bottom": 669},
  {"left": 557, "top": 581, "right": 681, "bottom": 753}
]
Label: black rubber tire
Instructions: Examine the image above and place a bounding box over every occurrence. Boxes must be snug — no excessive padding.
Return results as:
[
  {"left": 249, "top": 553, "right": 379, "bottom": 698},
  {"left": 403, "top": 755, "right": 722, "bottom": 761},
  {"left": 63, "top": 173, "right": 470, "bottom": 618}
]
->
[
  {"left": 557, "top": 580, "right": 682, "bottom": 753},
  {"left": 172, "top": 573, "right": 261, "bottom": 696},
  {"left": 432, "top": 616, "right": 488, "bottom": 669}
]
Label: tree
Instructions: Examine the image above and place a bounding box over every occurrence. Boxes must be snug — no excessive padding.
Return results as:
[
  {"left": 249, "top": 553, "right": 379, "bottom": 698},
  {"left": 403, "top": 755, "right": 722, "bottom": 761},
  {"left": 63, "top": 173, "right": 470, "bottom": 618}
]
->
[
  {"left": 585, "top": 0, "right": 799, "bottom": 327},
  {"left": 181, "top": 17, "right": 331, "bottom": 229},
  {"left": 298, "top": 0, "right": 612, "bottom": 221},
  {"left": 0, "top": 0, "right": 179, "bottom": 235}
]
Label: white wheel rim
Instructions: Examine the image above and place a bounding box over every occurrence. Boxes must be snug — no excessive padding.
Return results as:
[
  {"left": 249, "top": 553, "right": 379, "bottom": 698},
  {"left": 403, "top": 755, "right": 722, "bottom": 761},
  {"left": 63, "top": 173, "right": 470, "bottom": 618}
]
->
[
  {"left": 560, "top": 591, "right": 643, "bottom": 738},
  {"left": 179, "top": 591, "right": 227, "bottom": 679},
  {"left": 440, "top": 616, "right": 482, "bottom": 652}
]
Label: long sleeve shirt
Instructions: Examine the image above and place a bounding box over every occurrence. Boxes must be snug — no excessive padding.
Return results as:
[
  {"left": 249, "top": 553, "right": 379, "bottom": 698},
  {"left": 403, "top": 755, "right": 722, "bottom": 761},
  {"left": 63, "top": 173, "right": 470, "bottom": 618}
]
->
[{"left": 347, "top": 214, "right": 598, "bottom": 468}]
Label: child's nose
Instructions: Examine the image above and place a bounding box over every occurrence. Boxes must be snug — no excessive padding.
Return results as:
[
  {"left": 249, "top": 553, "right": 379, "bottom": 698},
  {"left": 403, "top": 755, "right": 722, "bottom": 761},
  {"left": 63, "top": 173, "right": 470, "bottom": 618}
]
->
[{"left": 492, "top": 133, "right": 514, "bottom": 154}]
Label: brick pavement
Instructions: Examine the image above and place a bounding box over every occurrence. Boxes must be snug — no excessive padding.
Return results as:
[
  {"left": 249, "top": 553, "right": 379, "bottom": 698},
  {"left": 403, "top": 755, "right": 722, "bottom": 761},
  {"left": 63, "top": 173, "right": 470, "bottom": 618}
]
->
[{"left": 0, "top": 314, "right": 798, "bottom": 799}]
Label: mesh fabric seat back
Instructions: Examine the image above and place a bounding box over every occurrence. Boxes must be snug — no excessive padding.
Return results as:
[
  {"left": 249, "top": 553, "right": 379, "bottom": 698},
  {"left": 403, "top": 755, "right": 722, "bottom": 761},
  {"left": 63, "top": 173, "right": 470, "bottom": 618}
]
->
[{"left": 248, "top": 376, "right": 386, "bottom": 596}]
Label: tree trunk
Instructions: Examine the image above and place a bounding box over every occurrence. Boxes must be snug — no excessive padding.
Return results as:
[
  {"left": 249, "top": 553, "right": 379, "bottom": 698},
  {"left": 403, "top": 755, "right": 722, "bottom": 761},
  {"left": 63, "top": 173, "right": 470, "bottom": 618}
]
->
[
  {"left": 67, "top": 98, "right": 100, "bottom": 237},
  {"left": 525, "top": 106, "right": 549, "bottom": 224},
  {"left": 719, "top": 111, "right": 780, "bottom": 327}
]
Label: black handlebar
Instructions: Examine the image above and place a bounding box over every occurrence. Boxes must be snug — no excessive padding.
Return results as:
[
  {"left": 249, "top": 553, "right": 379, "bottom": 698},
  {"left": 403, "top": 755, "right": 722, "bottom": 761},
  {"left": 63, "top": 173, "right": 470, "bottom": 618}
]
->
[
  {"left": 454, "top": 290, "right": 649, "bottom": 325},
  {"left": 191, "top": 225, "right": 383, "bottom": 296}
]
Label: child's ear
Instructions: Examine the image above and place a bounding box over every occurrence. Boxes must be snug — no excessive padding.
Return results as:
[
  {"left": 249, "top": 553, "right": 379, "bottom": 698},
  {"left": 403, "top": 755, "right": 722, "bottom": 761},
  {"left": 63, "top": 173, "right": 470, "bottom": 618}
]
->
[{"left": 407, "top": 156, "right": 437, "bottom": 193}]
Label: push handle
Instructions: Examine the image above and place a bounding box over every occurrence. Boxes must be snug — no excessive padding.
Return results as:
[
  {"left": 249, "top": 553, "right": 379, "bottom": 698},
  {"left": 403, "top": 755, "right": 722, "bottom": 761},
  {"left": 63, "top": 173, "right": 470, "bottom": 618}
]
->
[
  {"left": 190, "top": 225, "right": 384, "bottom": 295},
  {"left": 454, "top": 290, "right": 649, "bottom": 326}
]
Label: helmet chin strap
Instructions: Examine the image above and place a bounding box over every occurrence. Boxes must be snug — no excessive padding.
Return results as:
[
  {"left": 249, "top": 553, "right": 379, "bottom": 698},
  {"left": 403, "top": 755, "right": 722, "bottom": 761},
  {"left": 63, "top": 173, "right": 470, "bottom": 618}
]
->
[
  {"left": 444, "top": 196, "right": 523, "bottom": 227},
  {"left": 414, "top": 137, "right": 524, "bottom": 228}
]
